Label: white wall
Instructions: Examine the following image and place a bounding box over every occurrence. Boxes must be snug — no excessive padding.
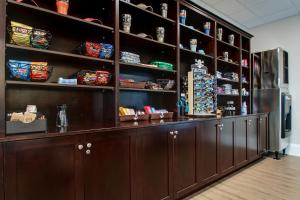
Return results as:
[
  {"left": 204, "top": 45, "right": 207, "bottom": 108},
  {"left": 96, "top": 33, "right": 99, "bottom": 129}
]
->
[{"left": 250, "top": 14, "right": 300, "bottom": 156}]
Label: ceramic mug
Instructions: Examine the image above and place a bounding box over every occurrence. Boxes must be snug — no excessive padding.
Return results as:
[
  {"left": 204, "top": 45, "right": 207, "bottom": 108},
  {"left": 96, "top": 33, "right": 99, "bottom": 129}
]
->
[
  {"left": 190, "top": 39, "right": 197, "bottom": 52},
  {"left": 217, "top": 28, "right": 223, "bottom": 40},
  {"left": 122, "top": 14, "right": 132, "bottom": 33},
  {"left": 228, "top": 34, "right": 235, "bottom": 45},
  {"left": 156, "top": 27, "right": 165, "bottom": 42},
  {"left": 180, "top": 9, "right": 187, "bottom": 24},
  {"left": 161, "top": 3, "right": 168, "bottom": 18},
  {"left": 223, "top": 51, "right": 229, "bottom": 61},
  {"left": 203, "top": 22, "right": 211, "bottom": 35}
]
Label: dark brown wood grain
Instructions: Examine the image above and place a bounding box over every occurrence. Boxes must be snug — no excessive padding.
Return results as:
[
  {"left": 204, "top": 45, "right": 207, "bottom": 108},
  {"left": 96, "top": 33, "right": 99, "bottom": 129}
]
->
[
  {"left": 84, "top": 130, "right": 132, "bottom": 200},
  {"left": 247, "top": 116, "right": 259, "bottom": 161},
  {"left": 0, "top": 143, "right": 3, "bottom": 200},
  {"left": 197, "top": 120, "right": 219, "bottom": 186},
  {"left": 259, "top": 114, "right": 268, "bottom": 155},
  {"left": 4, "top": 135, "right": 84, "bottom": 200},
  {"left": 235, "top": 117, "right": 248, "bottom": 168},
  {"left": 0, "top": 0, "right": 6, "bottom": 136},
  {"left": 173, "top": 123, "right": 198, "bottom": 199}
]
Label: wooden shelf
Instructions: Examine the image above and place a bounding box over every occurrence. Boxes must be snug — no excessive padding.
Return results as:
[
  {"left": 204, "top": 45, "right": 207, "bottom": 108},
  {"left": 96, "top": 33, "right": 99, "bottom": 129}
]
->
[
  {"left": 7, "top": 0, "right": 114, "bottom": 32},
  {"left": 6, "top": 81, "right": 115, "bottom": 91},
  {"left": 6, "top": 44, "right": 114, "bottom": 64},
  {"left": 119, "top": 30, "right": 176, "bottom": 49},
  {"left": 217, "top": 39, "right": 240, "bottom": 50},
  {"left": 242, "top": 49, "right": 250, "bottom": 53},
  {"left": 120, "top": 62, "right": 176, "bottom": 73},
  {"left": 242, "top": 66, "right": 250, "bottom": 69},
  {"left": 120, "top": 0, "right": 176, "bottom": 24},
  {"left": 217, "top": 58, "right": 240, "bottom": 66},
  {"left": 180, "top": 24, "right": 214, "bottom": 39},
  {"left": 217, "top": 93, "right": 240, "bottom": 97},
  {"left": 120, "top": 88, "right": 177, "bottom": 93},
  {"left": 180, "top": 48, "right": 214, "bottom": 59},
  {"left": 217, "top": 78, "right": 239, "bottom": 83}
]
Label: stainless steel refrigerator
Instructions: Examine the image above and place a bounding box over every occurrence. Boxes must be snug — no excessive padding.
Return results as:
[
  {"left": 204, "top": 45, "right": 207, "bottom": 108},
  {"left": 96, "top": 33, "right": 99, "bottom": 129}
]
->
[{"left": 253, "top": 48, "right": 292, "bottom": 157}]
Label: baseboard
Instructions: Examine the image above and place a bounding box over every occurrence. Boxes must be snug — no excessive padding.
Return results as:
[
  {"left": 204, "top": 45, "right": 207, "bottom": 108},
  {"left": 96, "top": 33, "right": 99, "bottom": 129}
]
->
[{"left": 287, "top": 144, "right": 300, "bottom": 156}]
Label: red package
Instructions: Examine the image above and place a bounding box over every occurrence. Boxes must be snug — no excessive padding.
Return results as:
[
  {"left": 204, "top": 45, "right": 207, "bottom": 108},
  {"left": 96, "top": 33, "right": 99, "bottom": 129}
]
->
[
  {"left": 30, "top": 62, "right": 49, "bottom": 81},
  {"left": 95, "top": 71, "right": 111, "bottom": 86},
  {"left": 83, "top": 42, "right": 101, "bottom": 58}
]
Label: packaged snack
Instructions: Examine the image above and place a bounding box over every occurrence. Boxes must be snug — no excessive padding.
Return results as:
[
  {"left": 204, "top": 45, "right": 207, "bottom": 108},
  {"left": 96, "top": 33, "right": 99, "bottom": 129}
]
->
[
  {"left": 99, "top": 43, "right": 114, "bottom": 59},
  {"left": 7, "top": 60, "right": 31, "bottom": 81},
  {"left": 77, "top": 70, "right": 97, "bottom": 85},
  {"left": 95, "top": 71, "right": 111, "bottom": 86},
  {"left": 79, "top": 42, "right": 101, "bottom": 58},
  {"left": 30, "top": 62, "right": 49, "bottom": 81},
  {"left": 31, "top": 29, "right": 52, "bottom": 49},
  {"left": 8, "top": 21, "right": 33, "bottom": 47}
]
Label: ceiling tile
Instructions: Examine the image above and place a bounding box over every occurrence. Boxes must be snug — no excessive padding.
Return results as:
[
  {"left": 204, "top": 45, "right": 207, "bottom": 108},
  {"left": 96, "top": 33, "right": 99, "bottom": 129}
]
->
[
  {"left": 247, "top": 0, "right": 294, "bottom": 16},
  {"left": 212, "top": 0, "right": 245, "bottom": 14},
  {"left": 262, "top": 7, "right": 299, "bottom": 23},
  {"left": 227, "top": 9, "right": 256, "bottom": 23},
  {"left": 201, "top": 0, "right": 224, "bottom": 6}
]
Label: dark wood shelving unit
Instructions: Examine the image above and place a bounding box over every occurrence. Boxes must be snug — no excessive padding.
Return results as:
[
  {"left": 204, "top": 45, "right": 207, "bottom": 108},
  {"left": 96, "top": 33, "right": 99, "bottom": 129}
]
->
[
  {"left": 7, "top": 0, "right": 114, "bottom": 32},
  {"left": 6, "top": 44, "right": 115, "bottom": 64},
  {"left": 0, "top": 0, "right": 253, "bottom": 137},
  {"left": 120, "top": 88, "right": 177, "bottom": 93},
  {"left": 6, "top": 81, "right": 115, "bottom": 91},
  {"left": 120, "top": 62, "right": 176, "bottom": 73},
  {"left": 217, "top": 58, "right": 240, "bottom": 66},
  {"left": 119, "top": 0, "right": 176, "bottom": 24},
  {"left": 119, "top": 30, "right": 176, "bottom": 48},
  {"left": 217, "top": 78, "right": 239, "bottom": 83}
]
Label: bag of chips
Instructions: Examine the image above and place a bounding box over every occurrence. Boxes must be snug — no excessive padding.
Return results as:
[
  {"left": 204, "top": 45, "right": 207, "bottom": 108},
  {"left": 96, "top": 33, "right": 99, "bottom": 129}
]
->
[
  {"left": 30, "top": 62, "right": 50, "bottom": 81},
  {"left": 78, "top": 42, "right": 101, "bottom": 58},
  {"left": 7, "top": 60, "right": 31, "bottom": 81},
  {"left": 95, "top": 71, "right": 111, "bottom": 86},
  {"left": 99, "top": 43, "right": 114, "bottom": 59},
  {"left": 31, "top": 29, "right": 52, "bottom": 49},
  {"left": 77, "top": 70, "right": 111, "bottom": 86},
  {"left": 8, "top": 21, "right": 33, "bottom": 47}
]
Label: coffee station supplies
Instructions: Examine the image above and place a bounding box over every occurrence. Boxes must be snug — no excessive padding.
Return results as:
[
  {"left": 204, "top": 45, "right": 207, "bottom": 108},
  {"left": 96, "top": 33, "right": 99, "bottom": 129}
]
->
[
  {"left": 150, "top": 61, "right": 173, "bottom": 71},
  {"left": 120, "top": 51, "right": 141, "bottom": 64}
]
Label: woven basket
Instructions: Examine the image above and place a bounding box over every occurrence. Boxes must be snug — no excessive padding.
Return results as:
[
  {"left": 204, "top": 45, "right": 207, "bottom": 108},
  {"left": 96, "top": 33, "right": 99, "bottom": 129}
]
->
[{"left": 120, "top": 81, "right": 146, "bottom": 89}]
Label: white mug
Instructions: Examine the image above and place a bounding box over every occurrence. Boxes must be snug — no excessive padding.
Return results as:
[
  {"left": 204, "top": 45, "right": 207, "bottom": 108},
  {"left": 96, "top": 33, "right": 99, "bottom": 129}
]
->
[
  {"left": 156, "top": 27, "right": 165, "bottom": 42},
  {"left": 228, "top": 34, "right": 235, "bottom": 45},
  {"left": 161, "top": 3, "right": 168, "bottom": 18},
  {"left": 190, "top": 39, "right": 197, "bottom": 52},
  {"left": 223, "top": 52, "right": 229, "bottom": 61},
  {"left": 122, "top": 14, "right": 132, "bottom": 33}
]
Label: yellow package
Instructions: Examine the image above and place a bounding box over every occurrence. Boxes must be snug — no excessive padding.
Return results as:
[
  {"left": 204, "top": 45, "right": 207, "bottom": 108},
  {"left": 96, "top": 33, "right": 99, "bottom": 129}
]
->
[{"left": 9, "top": 21, "right": 33, "bottom": 47}]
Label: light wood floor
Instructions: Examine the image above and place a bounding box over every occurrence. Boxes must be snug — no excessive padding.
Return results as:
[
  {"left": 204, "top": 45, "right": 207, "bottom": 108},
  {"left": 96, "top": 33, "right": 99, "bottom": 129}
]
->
[{"left": 186, "top": 156, "right": 300, "bottom": 200}]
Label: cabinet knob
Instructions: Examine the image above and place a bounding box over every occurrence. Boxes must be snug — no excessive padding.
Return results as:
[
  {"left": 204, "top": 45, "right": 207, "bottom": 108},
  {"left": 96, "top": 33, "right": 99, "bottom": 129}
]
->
[
  {"left": 78, "top": 144, "right": 84, "bottom": 150},
  {"left": 174, "top": 135, "right": 177, "bottom": 139},
  {"left": 87, "top": 143, "right": 92, "bottom": 148},
  {"left": 86, "top": 149, "right": 91, "bottom": 155},
  {"left": 170, "top": 131, "right": 174, "bottom": 135},
  {"left": 174, "top": 130, "right": 178, "bottom": 135}
]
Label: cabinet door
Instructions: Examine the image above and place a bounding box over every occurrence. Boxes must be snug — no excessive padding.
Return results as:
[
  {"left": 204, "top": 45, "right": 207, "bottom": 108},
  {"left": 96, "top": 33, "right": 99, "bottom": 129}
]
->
[
  {"left": 235, "top": 117, "right": 248, "bottom": 168},
  {"left": 4, "top": 136, "right": 84, "bottom": 200},
  {"left": 134, "top": 126, "right": 173, "bottom": 200},
  {"left": 84, "top": 130, "right": 133, "bottom": 200},
  {"left": 247, "top": 116, "right": 259, "bottom": 161},
  {"left": 259, "top": 115, "right": 268, "bottom": 155},
  {"left": 197, "top": 120, "right": 218, "bottom": 186},
  {"left": 219, "top": 118, "right": 235, "bottom": 176},
  {"left": 173, "top": 123, "right": 198, "bottom": 199}
]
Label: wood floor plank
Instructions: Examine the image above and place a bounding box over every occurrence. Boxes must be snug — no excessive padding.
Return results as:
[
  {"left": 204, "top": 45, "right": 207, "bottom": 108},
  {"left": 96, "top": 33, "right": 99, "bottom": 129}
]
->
[{"left": 186, "top": 156, "right": 300, "bottom": 200}]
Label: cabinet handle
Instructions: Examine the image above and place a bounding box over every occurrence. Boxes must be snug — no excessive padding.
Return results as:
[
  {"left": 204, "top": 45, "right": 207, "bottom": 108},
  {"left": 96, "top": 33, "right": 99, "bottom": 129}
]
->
[
  {"left": 174, "top": 130, "right": 178, "bottom": 135},
  {"left": 218, "top": 124, "right": 223, "bottom": 131},
  {"left": 86, "top": 149, "right": 91, "bottom": 155},
  {"left": 78, "top": 144, "right": 84, "bottom": 150},
  {"left": 174, "top": 135, "right": 177, "bottom": 139},
  {"left": 170, "top": 131, "right": 174, "bottom": 135},
  {"left": 87, "top": 143, "right": 92, "bottom": 148}
]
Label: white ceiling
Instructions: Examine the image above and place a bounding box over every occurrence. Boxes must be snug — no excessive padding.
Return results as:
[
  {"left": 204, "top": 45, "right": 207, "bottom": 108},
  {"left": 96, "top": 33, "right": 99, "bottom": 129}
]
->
[{"left": 191, "top": 0, "right": 300, "bottom": 29}]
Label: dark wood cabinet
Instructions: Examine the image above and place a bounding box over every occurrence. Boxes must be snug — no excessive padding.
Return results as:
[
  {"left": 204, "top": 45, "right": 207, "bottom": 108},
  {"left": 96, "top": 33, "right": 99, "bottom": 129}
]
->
[
  {"left": 4, "top": 136, "right": 84, "bottom": 200},
  {"left": 247, "top": 116, "right": 259, "bottom": 161},
  {"left": 259, "top": 114, "right": 268, "bottom": 155},
  {"left": 84, "top": 130, "right": 133, "bottom": 200},
  {"left": 134, "top": 126, "right": 173, "bottom": 200},
  {"left": 197, "top": 120, "right": 218, "bottom": 186},
  {"left": 173, "top": 123, "right": 198, "bottom": 199},
  {"left": 0, "top": 144, "right": 3, "bottom": 200},
  {"left": 234, "top": 117, "right": 248, "bottom": 168},
  {"left": 219, "top": 118, "right": 235, "bottom": 176}
]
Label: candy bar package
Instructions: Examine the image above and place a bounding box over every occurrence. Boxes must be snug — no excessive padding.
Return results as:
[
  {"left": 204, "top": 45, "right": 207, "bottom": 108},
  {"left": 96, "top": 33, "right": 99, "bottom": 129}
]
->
[
  {"left": 99, "top": 43, "right": 114, "bottom": 59},
  {"left": 7, "top": 60, "right": 31, "bottom": 81},
  {"left": 77, "top": 70, "right": 111, "bottom": 86},
  {"left": 31, "top": 28, "right": 52, "bottom": 49},
  {"left": 79, "top": 42, "right": 101, "bottom": 58},
  {"left": 30, "top": 62, "right": 50, "bottom": 81},
  {"left": 8, "top": 21, "right": 33, "bottom": 47}
]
